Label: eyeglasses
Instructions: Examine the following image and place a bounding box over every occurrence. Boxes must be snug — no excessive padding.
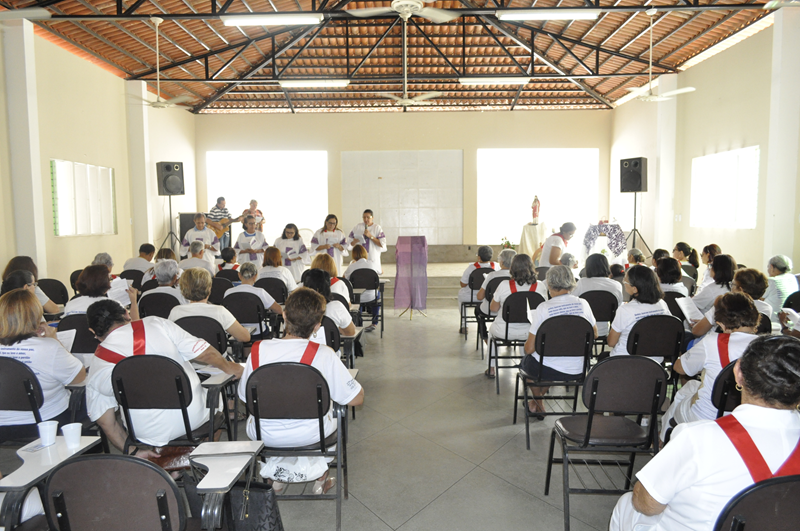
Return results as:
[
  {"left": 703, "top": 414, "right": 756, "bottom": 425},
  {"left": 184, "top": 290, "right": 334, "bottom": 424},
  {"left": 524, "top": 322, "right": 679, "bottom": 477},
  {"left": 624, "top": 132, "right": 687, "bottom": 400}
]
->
[
  {"left": 623, "top": 280, "right": 631, "bottom": 286},
  {"left": 27, "top": 282, "right": 38, "bottom": 288}
]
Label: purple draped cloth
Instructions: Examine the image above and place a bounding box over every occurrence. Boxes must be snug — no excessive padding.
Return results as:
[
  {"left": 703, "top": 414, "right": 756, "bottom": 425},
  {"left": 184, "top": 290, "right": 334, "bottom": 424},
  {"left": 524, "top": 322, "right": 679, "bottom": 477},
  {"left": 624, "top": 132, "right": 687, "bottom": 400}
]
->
[{"left": 394, "top": 236, "right": 428, "bottom": 310}]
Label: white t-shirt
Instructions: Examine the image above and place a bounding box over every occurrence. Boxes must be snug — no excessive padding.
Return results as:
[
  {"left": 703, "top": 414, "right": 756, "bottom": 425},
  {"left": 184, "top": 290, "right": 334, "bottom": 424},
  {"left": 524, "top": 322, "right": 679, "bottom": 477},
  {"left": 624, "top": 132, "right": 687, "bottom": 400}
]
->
[
  {"left": 459, "top": 261, "right": 499, "bottom": 304},
  {"left": 234, "top": 231, "right": 269, "bottom": 265},
  {"left": 661, "top": 282, "right": 689, "bottom": 297},
  {"left": 258, "top": 266, "right": 298, "bottom": 293},
  {"left": 139, "top": 285, "right": 187, "bottom": 305},
  {"left": 764, "top": 273, "right": 799, "bottom": 322},
  {"left": 329, "top": 278, "right": 351, "bottom": 301},
  {"left": 86, "top": 317, "right": 211, "bottom": 446},
  {"left": 168, "top": 303, "right": 237, "bottom": 331},
  {"left": 528, "top": 294, "right": 596, "bottom": 375},
  {"left": 539, "top": 233, "right": 567, "bottom": 268},
  {"left": 609, "top": 299, "right": 671, "bottom": 360},
  {"left": 478, "top": 269, "right": 511, "bottom": 314},
  {"left": 181, "top": 227, "right": 219, "bottom": 263},
  {"left": 310, "top": 229, "right": 349, "bottom": 276},
  {"left": 35, "top": 286, "right": 52, "bottom": 307},
  {"left": 0, "top": 337, "right": 83, "bottom": 425},
  {"left": 692, "top": 283, "right": 730, "bottom": 315},
  {"left": 573, "top": 277, "right": 623, "bottom": 336},
  {"left": 635, "top": 404, "right": 800, "bottom": 531},
  {"left": 344, "top": 258, "right": 381, "bottom": 303},
  {"left": 63, "top": 296, "right": 123, "bottom": 316},
  {"left": 310, "top": 300, "right": 353, "bottom": 346},
  {"left": 122, "top": 257, "right": 153, "bottom": 273},
  {"left": 489, "top": 280, "right": 549, "bottom": 340},
  {"left": 347, "top": 222, "right": 387, "bottom": 272},
  {"left": 238, "top": 338, "right": 362, "bottom": 447},
  {"left": 178, "top": 257, "right": 216, "bottom": 277},
  {"left": 699, "top": 267, "right": 714, "bottom": 290},
  {"left": 273, "top": 238, "right": 310, "bottom": 283}
]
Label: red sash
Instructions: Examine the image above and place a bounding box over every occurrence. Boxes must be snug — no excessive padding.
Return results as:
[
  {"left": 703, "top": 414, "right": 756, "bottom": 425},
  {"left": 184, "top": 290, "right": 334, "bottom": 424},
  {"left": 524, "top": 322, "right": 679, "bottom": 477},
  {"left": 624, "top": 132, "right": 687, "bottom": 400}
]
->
[
  {"left": 94, "top": 320, "right": 146, "bottom": 364},
  {"left": 555, "top": 233, "right": 568, "bottom": 247},
  {"left": 509, "top": 280, "right": 537, "bottom": 293},
  {"left": 331, "top": 278, "right": 339, "bottom": 286},
  {"left": 716, "top": 415, "right": 800, "bottom": 483},
  {"left": 718, "top": 334, "right": 731, "bottom": 367},
  {"left": 250, "top": 340, "right": 320, "bottom": 369},
  {"left": 218, "top": 264, "right": 239, "bottom": 271},
  {"left": 473, "top": 262, "right": 497, "bottom": 270}
]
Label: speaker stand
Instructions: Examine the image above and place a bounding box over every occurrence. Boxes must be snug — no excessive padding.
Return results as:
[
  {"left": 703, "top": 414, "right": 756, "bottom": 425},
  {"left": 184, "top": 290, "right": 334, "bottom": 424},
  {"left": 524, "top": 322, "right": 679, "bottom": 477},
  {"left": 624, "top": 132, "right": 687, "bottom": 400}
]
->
[
  {"left": 159, "top": 195, "right": 181, "bottom": 256},
  {"left": 625, "top": 192, "right": 652, "bottom": 256}
]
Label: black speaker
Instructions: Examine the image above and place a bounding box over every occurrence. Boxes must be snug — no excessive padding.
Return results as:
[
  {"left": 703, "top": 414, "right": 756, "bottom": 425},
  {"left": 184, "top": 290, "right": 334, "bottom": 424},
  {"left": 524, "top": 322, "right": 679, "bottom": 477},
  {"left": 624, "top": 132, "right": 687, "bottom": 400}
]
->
[
  {"left": 620, "top": 157, "right": 647, "bottom": 193},
  {"left": 157, "top": 161, "right": 185, "bottom": 196}
]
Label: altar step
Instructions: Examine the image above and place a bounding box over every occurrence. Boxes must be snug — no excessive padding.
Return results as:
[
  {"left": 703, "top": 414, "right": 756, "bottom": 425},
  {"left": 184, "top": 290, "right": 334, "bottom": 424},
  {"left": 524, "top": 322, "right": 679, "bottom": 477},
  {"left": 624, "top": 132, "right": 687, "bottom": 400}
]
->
[{"left": 379, "top": 263, "right": 463, "bottom": 310}]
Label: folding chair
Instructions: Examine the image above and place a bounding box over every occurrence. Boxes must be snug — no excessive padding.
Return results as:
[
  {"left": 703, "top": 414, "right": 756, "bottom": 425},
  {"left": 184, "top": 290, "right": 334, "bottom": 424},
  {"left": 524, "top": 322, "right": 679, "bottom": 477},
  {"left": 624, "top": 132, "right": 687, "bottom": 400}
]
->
[
  {"left": 138, "top": 293, "right": 182, "bottom": 319},
  {"left": 215, "top": 269, "right": 240, "bottom": 283},
  {"left": 37, "top": 279, "right": 69, "bottom": 306},
  {"left": 119, "top": 270, "right": 145, "bottom": 291},
  {"left": 222, "top": 292, "right": 270, "bottom": 340},
  {"left": 460, "top": 268, "right": 493, "bottom": 341},
  {"left": 713, "top": 475, "right": 800, "bottom": 531},
  {"left": 544, "top": 356, "right": 668, "bottom": 531},
  {"left": 627, "top": 314, "right": 684, "bottom": 397},
  {"left": 244, "top": 363, "right": 348, "bottom": 531},
  {"left": 139, "top": 279, "right": 158, "bottom": 294},
  {"left": 337, "top": 277, "right": 355, "bottom": 304},
  {"left": 319, "top": 316, "right": 341, "bottom": 354},
  {"left": 681, "top": 264, "right": 698, "bottom": 282},
  {"left": 488, "top": 291, "right": 545, "bottom": 394},
  {"left": 476, "top": 275, "right": 508, "bottom": 359},
  {"left": 578, "top": 290, "right": 618, "bottom": 356},
  {"left": 535, "top": 267, "right": 549, "bottom": 281},
  {"left": 513, "top": 315, "right": 594, "bottom": 450},
  {"left": 349, "top": 269, "right": 384, "bottom": 338},
  {"left": 174, "top": 316, "right": 229, "bottom": 356},
  {"left": 209, "top": 277, "right": 233, "bottom": 305},
  {"left": 255, "top": 277, "right": 289, "bottom": 304}
]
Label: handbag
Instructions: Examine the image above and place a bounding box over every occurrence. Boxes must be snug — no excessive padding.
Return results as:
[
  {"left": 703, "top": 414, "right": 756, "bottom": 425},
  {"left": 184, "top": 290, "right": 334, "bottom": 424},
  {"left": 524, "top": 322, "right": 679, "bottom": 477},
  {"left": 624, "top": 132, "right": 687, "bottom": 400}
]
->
[{"left": 228, "top": 480, "right": 284, "bottom": 531}]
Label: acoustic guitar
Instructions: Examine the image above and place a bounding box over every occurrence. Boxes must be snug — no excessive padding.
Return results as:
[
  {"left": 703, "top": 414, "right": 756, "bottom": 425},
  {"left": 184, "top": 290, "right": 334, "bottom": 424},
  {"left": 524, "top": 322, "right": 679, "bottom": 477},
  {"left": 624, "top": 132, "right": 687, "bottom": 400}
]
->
[{"left": 210, "top": 216, "right": 242, "bottom": 238}]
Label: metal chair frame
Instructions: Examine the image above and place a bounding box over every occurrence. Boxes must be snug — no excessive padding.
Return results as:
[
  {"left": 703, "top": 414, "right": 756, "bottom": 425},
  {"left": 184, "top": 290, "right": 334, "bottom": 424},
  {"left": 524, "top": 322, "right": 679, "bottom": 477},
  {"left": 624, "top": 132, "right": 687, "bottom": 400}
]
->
[
  {"left": 476, "top": 275, "right": 508, "bottom": 359},
  {"left": 460, "top": 267, "right": 493, "bottom": 341},
  {"left": 349, "top": 269, "right": 385, "bottom": 338},
  {"left": 713, "top": 475, "right": 800, "bottom": 531}
]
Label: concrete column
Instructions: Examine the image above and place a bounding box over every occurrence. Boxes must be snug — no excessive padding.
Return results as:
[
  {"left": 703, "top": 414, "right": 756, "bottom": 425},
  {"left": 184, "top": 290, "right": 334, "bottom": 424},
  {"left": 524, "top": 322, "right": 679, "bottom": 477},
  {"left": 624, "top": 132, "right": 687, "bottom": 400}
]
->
[
  {"left": 654, "top": 74, "right": 677, "bottom": 249},
  {"left": 3, "top": 20, "right": 47, "bottom": 274},
  {"left": 763, "top": 9, "right": 800, "bottom": 264},
  {"left": 125, "top": 81, "right": 154, "bottom": 247}
]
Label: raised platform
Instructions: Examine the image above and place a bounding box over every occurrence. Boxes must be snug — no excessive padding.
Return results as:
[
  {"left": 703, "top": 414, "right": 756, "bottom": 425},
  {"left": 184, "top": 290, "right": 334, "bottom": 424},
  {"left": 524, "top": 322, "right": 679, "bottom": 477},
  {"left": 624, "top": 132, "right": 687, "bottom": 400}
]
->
[
  {"left": 380, "top": 262, "right": 464, "bottom": 310},
  {"left": 380, "top": 244, "right": 515, "bottom": 264}
]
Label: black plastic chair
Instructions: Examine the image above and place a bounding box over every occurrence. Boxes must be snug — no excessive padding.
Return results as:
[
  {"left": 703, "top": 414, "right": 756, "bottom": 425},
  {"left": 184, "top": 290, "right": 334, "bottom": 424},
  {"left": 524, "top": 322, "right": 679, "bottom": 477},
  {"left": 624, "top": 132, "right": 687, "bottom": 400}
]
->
[
  {"left": 112, "top": 356, "right": 233, "bottom": 455},
  {"left": 119, "top": 270, "right": 145, "bottom": 291},
  {"left": 139, "top": 279, "right": 158, "bottom": 294},
  {"left": 535, "top": 267, "right": 549, "bottom": 281},
  {"left": 627, "top": 314, "right": 684, "bottom": 396},
  {"left": 663, "top": 292, "right": 687, "bottom": 321},
  {"left": 545, "top": 356, "right": 668, "bottom": 531},
  {"left": 349, "top": 269, "right": 384, "bottom": 338},
  {"left": 215, "top": 269, "right": 240, "bottom": 282},
  {"left": 488, "top": 291, "right": 545, "bottom": 394},
  {"left": 319, "top": 316, "right": 342, "bottom": 353},
  {"left": 476, "top": 275, "right": 508, "bottom": 358},
  {"left": 69, "top": 269, "right": 83, "bottom": 296},
  {"left": 756, "top": 313, "right": 772, "bottom": 334},
  {"left": 513, "top": 315, "right": 594, "bottom": 450},
  {"left": 44, "top": 454, "right": 200, "bottom": 531},
  {"left": 579, "top": 290, "right": 618, "bottom": 354},
  {"left": 300, "top": 269, "right": 311, "bottom": 284},
  {"left": 244, "top": 362, "right": 347, "bottom": 531},
  {"left": 138, "top": 293, "right": 182, "bottom": 319},
  {"left": 783, "top": 291, "right": 800, "bottom": 311},
  {"left": 37, "top": 278, "right": 69, "bottom": 306},
  {"left": 0, "top": 358, "right": 45, "bottom": 443},
  {"left": 174, "top": 316, "right": 229, "bottom": 355},
  {"left": 222, "top": 292, "right": 268, "bottom": 340},
  {"left": 255, "top": 277, "right": 289, "bottom": 304},
  {"left": 680, "top": 276, "right": 697, "bottom": 297},
  {"left": 209, "top": 277, "right": 233, "bottom": 305},
  {"left": 713, "top": 475, "right": 800, "bottom": 531},
  {"left": 57, "top": 314, "right": 101, "bottom": 355},
  {"left": 460, "top": 267, "right": 493, "bottom": 341},
  {"left": 682, "top": 264, "right": 699, "bottom": 282},
  {"left": 337, "top": 277, "right": 355, "bottom": 304}
]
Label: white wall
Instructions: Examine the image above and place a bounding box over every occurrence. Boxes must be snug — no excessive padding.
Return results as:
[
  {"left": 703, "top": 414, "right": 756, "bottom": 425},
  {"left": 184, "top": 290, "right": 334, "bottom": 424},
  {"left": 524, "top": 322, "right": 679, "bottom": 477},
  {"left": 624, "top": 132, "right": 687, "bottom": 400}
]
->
[{"left": 0, "top": 32, "right": 14, "bottom": 260}]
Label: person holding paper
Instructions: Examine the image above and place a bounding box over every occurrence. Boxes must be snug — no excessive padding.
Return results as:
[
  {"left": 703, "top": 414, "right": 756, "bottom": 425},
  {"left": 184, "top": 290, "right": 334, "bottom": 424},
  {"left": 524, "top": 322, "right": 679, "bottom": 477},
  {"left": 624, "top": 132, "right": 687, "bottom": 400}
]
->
[
  {"left": 274, "top": 223, "right": 309, "bottom": 283},
  {"left": 63, "top": 265, "right": 139, "bottom": 320},
  {"left": 310, "top": 214, "right": 349, "bottom": 276},
  {"left": 692, "top": 254, "right": 735, "bottom": 315},
  {"left": 234, "top": 215, "right": 269, "bottom": 266},
  {"left": 347, "top": 209, "right": 387, "bottom": 274}
]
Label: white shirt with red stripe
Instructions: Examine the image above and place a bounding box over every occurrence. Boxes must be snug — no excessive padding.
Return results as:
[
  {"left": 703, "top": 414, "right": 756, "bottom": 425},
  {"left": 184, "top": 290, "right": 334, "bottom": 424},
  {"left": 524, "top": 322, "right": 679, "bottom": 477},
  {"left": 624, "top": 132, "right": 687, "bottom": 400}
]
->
[
  {"left": 85, "top": 317, "right": 212, "bottom": 447},
  {"left": 478, "top": 269, "right": 511, "bottom": 315},
  {"left": 238, "top": 338, "right": 361, "bottom": 447},
  {"left": 330, "top": 277, "right": 350, "bottom": 302},
  {"left": 489, "top": 280, "right": 548, "bottom": 340},
  {"left": 527, "top": 294, "right": 597, "bottom": 375},
  {"left": 458, "top": 261, "right": 499, "bottom": 304},
  {"left": 540, "top": 233, "right": 568, "bottom": 268},
  {"left": 219, "top": 263, "right": 240, "bottom": 271}
]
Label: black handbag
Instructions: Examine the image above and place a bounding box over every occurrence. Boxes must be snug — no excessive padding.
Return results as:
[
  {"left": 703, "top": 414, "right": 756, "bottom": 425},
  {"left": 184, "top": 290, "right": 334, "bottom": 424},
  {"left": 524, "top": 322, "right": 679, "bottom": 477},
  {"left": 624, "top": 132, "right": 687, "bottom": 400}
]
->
[{"left": 228, "top": 480, "right": 284, "bottom": 531}]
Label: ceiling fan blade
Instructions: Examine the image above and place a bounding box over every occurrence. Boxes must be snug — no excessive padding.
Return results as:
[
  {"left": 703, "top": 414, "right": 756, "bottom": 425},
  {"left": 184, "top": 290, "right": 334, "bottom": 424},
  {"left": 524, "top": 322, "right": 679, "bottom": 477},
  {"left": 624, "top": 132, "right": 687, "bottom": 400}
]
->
[
  {"left": 639, "top": 95, "right": 671, "bottom": 102},
  {"left": 379, "top": 93, "right": 404, "bottom": 102},
  {"left": 411, "top": 91, "right": 443, "bottom": 102},
  {"left": 417, "top": 8, "right": 461, "bottom": 23},
  {"left": 763, "top": 0, "right": 800, "bottom": 9},
  {"left": 345, "top": 8, "right": 396, "bottom": 18},
  {"left": 166, "top": 95, "right": 194, "bottom": 105},
  {"left": 0, "top": 8, "right": 52, "bottom": 21},
  {"left": 659, "top": 87, "right": 696, "bottom": 98}
]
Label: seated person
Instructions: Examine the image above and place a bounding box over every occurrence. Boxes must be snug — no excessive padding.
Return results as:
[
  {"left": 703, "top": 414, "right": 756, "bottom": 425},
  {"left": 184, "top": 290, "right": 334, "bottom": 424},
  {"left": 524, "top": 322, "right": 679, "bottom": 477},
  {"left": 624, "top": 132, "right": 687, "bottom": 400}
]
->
[
  {"left": 476, "top": 249, "right": 515, "bottom": 338},
  {"left": 143, "top": 248, "right": 183, "bottom": 283},
  {"left": 522, "top": 266, "right": 597, "bottom": 416},
  {"left": 610, "top": 335, "right": 800, "bottom": 531},
  {"left": 223, "top": 262, "right": 282, "bottom": 336},
  {"left": 692, "top": 268, "right": 772, "bottom": 337},
  {"left": 573, "top": 253, "right": 623, "bottom": 336},
  {"left": 560, "top": 252, "right": 579, "bottom": 279},
  {"left": 218, "top": 247, "right": 239, "bottom": 271},
  {"left": 673, "top": 242, "right": 700, "bottom": 278},
  {"left": 486, "top": 254, "right": 548, "bottom": 378},
  {"left": 86, "top": 299, "right": 243, "bottom": 452},
  {"left": 138, "top": 260, "right": 187, "bottom": 305},
  {"left": 650, "top": 249, "right": 670, "bottom": 269},
  {"left": 238, "top": 288, "right": 364, "bottom": 494},
  {"left": 1, "top": 270, "right": 38, "bottom": 298},
  {"left": 92, "top": 252, "right": 116, "bottom": 278},
  {"left": 303, "top": 269, "right": 356, "bottom": 343},
  {"left": 660, "top": 292, "right": 760, "bottom": 442},
  {"left": 123, "top": 243, "right": 155, "bottom": 273},
  {"left": 656, "top": 257, "right": 689, "bottom": 297},
  {"left": 763, "top": 254, "right": 798, "bottom": 323},
  {"left": 607, "top": 265, "right": 670, "bottom": 363},
  {"left": 63, "top": 265, "right": 139, "bottom": 320},
  {"left": 0, "top": 289, "right": 86, "bottom": 443},
  {"left": 699, "top": 244, "right": 722, "bottom": 290},
  {"left": 178, "top": 241, "right": 216, "bottom": 277},
  {"left": 457, "top": 246, "right": 499, "bottom": 332},
  {"left": 258, "top": 247, "right": 298, "bottom": 292},
  {"left": 310, "top": 253, "right": 350, "bottom": 302},
  {"left": 628, "top": 248, "right": 646, "bottom": 267},
  {"left": 1, "top": 256, "right": 59, "bottom": 314},
  {"left": 169, "top": 268, "right": 251, "bottom": 348},
  {"left": 692, "top": 254, "right": 736, "bottom": 315},
  {"left": 344, "top": 244, "right": 382, "bottom": 332}
]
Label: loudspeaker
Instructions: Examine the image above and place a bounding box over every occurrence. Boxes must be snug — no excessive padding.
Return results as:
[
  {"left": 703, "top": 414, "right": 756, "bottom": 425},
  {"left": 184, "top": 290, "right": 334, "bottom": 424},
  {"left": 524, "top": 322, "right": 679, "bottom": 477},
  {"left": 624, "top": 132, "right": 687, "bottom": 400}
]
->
[
  {"left": 620, "top": 157, "right": 647, "bottom": 193},
  {"left": 157, "top": 161, "right": 185, "bottom": 196}
]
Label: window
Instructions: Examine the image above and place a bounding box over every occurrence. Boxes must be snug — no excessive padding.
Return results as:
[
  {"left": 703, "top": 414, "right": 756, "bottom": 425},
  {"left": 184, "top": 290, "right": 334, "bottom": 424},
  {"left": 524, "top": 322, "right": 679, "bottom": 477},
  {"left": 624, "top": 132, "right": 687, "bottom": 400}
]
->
[
  {"left": 51, "top": 160, "right": 117, "bottom": 236},
  {"left": 690, "top": 146, "right": 759, "bottom": 229}
]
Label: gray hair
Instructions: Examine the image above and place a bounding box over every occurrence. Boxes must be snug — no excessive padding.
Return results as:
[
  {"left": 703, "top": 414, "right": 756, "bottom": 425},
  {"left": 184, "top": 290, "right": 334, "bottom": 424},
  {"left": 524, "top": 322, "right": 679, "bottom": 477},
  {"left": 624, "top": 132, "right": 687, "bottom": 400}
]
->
[
  {"left": 154, "top": 259, "right": 179, "bottom": 284},
  {"left": 769, "top": 255, "right": 793, "bottom": 274},
  {"left": 498, "top": 249, "right": 516, "bottom": 269},
  {"left": 190, "top": 241, "right": 205, "bottom": 255},
  {"left": 628, "top": 248, "right": 645, "bottom": 263},
  {"left": 477, "top": 245, "right": 493, "bottom": 262},
  {"left": 560, "top": 253, "right": 578, "bottom": 268},
  {"left": 91, "top": 252, "right": 114, "bottom": 268},
  {"left": 239, "top": 262, "right": 258, "bottom": 280},
  {"left": 546, "top": 265, "right": 577, "bottom": 292}
]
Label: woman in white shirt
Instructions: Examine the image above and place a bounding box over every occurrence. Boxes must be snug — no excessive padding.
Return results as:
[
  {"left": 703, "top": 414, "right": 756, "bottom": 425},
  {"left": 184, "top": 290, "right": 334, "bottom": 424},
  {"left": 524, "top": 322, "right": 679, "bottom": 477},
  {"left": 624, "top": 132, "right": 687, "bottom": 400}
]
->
[
  {"left": 259, "top": 247, "right": 298, "bottom": 292},
  {"left": 2, "top": 256, "right": 59, "bottom": 315},
  {"left": 0, "top": 289, "right": 86, "bottom": 442},
  {"left": 539, "top": 222, "right": 577, "bottom": 269},
  {"left": 223, "top": 262, "right": 283, "bottom": 337},
  {"left": 672, "top": 242, "right": 700, "bottom": 278},
  {"left": 699, "top": 244, "right": 722, "bottom": 290},
  {"left": 763, "top": 254, "right": 799, "bottom": 323},
  {"left": 234, "top": 215, "right": 269, "bottom": 266},
  {"left": 573, "top": 253, "right": 623, "bottom": 336},
  {"left": 607, "top": 265, "right": 670, "bottom": 359},
  {"left": 627, "top": 248, "right": 646, "bottom": 268},
  {"left": 692, "top": 254, "right": 736, "bottom": 315},
  {"left": 63, "top": 265, "right": 139, "bottom": 320},
  {"left": 273, "top": 223, "right": 309, "bottom": 283},
  {"left": 656, "top": 257, "right": 689, "bottom": 297},
  {"left": 303, "top": 269, "right": 356, "bottom": 344},
  {"left": 310, "top": 215, "right": 348, "bottom": 276},
  {"left": 310, "top": 253, "right": 351, "bottom": 302},
  {"left": 692, "top": 268, "right": 772, "bottom": 337},
  {"left": 143, "top": 249, "right": 183, "bottom": 284},
  {"left": 344, "top": 245, "right": 382, "bottom": 331}
]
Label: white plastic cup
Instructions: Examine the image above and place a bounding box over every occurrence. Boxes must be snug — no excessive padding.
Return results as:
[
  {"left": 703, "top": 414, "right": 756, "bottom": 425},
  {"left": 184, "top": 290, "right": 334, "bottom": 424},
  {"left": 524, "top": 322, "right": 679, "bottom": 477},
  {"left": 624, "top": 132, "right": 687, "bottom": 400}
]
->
[
  {"left": 61, "top": 423, "right": 82, "bottom": 449},
  {"left": 37, "top": 420, "right": 58, "bottom": 447}
]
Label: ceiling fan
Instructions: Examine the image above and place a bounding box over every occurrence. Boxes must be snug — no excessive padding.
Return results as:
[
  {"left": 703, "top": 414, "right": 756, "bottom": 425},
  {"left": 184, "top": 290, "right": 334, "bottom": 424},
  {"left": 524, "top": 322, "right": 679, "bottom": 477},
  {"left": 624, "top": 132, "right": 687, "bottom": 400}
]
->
[
  {"left": 378, "top": 18, "right": 443, "bottom": 108},
  {"left": 140, "top": 17, "right": 194, "bottom": 109},
  {"left": 347, "top": 0, "right": 460, "bottom": 24},
  {"left": 627, "top": 9, "right": 696, "bottom": 102}
]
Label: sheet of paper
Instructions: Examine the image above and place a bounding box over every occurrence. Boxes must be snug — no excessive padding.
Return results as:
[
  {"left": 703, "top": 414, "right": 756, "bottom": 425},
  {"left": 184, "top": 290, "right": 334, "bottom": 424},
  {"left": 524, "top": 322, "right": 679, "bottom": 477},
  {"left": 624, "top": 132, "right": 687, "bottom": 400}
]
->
[
  {"left": 782, "top": 308, "right": 800, "bottom": 329},
  {"left": 107, "top": 277, "right": 131, "bottom": 307},
  {"left": 57, "top": 329, "right": 76, "bottom": 352},
  {"left": 676, "top": 297, "right": 704, "bottom": 322}
]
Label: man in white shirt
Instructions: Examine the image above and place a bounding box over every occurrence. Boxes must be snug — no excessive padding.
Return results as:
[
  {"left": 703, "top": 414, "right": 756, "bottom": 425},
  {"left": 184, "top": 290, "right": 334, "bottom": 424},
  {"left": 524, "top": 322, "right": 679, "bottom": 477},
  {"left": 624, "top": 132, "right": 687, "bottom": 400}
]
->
[
  {"left": 347, "top": 209, "right": 387, "bottom": 273},
  {"left": 138, "top": 259, "right": 187, "bottom": 305},
  {"left": 179, "top": 241, "right": 216, "bottom": 277},
  {"left": 122, "top": 244, "right": 155, "bottom": 273}
]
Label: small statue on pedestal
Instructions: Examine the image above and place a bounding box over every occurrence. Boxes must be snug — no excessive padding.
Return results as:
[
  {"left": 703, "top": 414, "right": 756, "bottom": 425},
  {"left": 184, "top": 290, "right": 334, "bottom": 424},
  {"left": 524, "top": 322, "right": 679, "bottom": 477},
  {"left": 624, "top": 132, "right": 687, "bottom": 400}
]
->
[{"left": 530, "top": 196, "right": 540, "bottom": 225}]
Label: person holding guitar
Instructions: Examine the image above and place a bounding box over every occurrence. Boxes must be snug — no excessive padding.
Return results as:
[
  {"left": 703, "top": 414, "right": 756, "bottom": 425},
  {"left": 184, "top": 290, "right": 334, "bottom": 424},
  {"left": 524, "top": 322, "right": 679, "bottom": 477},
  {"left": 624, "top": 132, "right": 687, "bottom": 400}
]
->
[{"left": 207, "top": 197, "right": 242, "bottom": 249}]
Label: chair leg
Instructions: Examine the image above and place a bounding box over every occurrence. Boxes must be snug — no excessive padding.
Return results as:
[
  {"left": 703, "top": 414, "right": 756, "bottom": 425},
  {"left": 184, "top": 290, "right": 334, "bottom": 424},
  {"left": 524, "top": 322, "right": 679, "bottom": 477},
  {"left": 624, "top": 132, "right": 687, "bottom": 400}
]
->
[
  {"left": 513, "top": 373, "right": 520, "bottom": 425},
  {"left": 624, "top": 452, "right": 636, "bottom": 491},
  {"left": 523, "top": 380, "right": 533, "bottom": 451},
  {"left": 561, "top": 439, "right": 571, "bottom": 531},
  {"left": 571, "top": 384, "right": 579, "bottom": 413},
  {"left": 544, "top": 430, "right": 556, "bottom": 495}
]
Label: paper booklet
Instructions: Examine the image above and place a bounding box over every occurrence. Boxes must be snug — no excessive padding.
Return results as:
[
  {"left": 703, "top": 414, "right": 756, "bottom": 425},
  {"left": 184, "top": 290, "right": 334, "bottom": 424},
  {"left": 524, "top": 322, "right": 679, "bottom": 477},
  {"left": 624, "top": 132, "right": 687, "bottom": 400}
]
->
[
  {"left": 783, "top": 308, "right": 800, "bottom": 329},
  {"left": 676, "top": 297, "right": 704, "bottom": 322},
  {"left": 56, "top": 329, "right": 77, "bottom": 352},
  {"left": 107, "top": 277, "right": 133, "bottom": 307}
]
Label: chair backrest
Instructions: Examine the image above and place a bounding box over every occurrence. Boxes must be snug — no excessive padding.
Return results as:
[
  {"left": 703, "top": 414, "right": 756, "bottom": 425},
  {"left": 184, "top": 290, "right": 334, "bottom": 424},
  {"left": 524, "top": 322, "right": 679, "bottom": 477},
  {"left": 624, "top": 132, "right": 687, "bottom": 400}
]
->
[
  {"left": 502, "top": 291, "right": 545, "bottom": 324},
  {"left": 254, "top": 278, "right": 289, "bottom": 304},
  {"left": 485, "top": 276, "right": 507, "bottom": 303},
  {"left": 579, "top": 290, "right": 619, "bottom": 323},
  {"left": 579, "top": 268, "right": 586, "bottom": 278},
  {"left": 221, "top": 292, "right": 265, "bottom": 326},
  {"left": 58, "top": 314, "right": 101, "bottom": 354},
  {"left": 246, "top": 362, "right": 331, "bottom": 419},
  {"left": 680, "top": 276, "right": 697, "bottom": 297},
  {"left": 783, "top": 291, "right": 800, "bottom": 311},
  {"left": 468, "top": 268, "right": 493, "bottom": 292},
  {"left": 112, "top": 356, "right": 193, "bottom": 410},
  {"left": 582, "top": 356, "right": 668, "bottom": 414},
  {"left": 713, "top": 475, "right": 800, "bottom": 531},
  {"left": 140, "top": 279, "right": 159, "bottom": 294},
  {"left": 711, "top": 360, "right": 741, "bottom": 418},
  {"left": 209, "top": 277, "right": 233, "bottom": 305},
  {"left": 681, "top": 264, "right": 698, "bottom": 282},
  {"left": 138, "top": 293, "right": 182, "bottom": 319},
  {"left": 337, "top": 277, "right": 355, "bottom": 303},
  {"left": 174, "top": 316, "right": 228, "bottom": 354},
  {"left": 626, "top": 314, "right": 684, "bottom": 363},
  {"left": 349, "top": 268, "right": 380, "bottom": 290},
  {"left": 69, "top": 269, "right": 83, "bottom": 295},
  {"left": 37, "top": 278, "right": 69, "bottom": 305},
  {"left": 44, "top": 454, "right": 186, "bottom": 531},
  {"left": 0, "top": 357, "right": 44, "bottom": 424},
  {"left": 662, "top": 292, "right": 687, "bottom": 321},
  {"left": 331, "top": 293, "right": 350, "bottom": 311},
  {"left": 300, "top": 269, "right": 311, "bottom": 284},
  {"left": 756, "top": 313, "right": 772, "bottom": 335},
  {"left": 215, "top": 269, "right": 240, "bottom": 282},
  {"left": 320, "top": 316, "right": 341, "bottom": 352},
  {"left": 119, "top": 270, "right": 145, "bottom": 291},
  {"left": 534, "top": 315, "right": 593, "bottom": 377},
  {"left": 535, "top": 267, "right": 549, "bottom": 281}
]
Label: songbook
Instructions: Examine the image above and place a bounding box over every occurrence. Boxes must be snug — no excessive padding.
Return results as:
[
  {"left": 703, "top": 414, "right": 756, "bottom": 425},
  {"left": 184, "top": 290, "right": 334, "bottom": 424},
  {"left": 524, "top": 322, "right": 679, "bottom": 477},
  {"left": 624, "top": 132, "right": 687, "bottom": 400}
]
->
[{"left": 676, "top": 297, "right": 704, "bottom": 322}]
